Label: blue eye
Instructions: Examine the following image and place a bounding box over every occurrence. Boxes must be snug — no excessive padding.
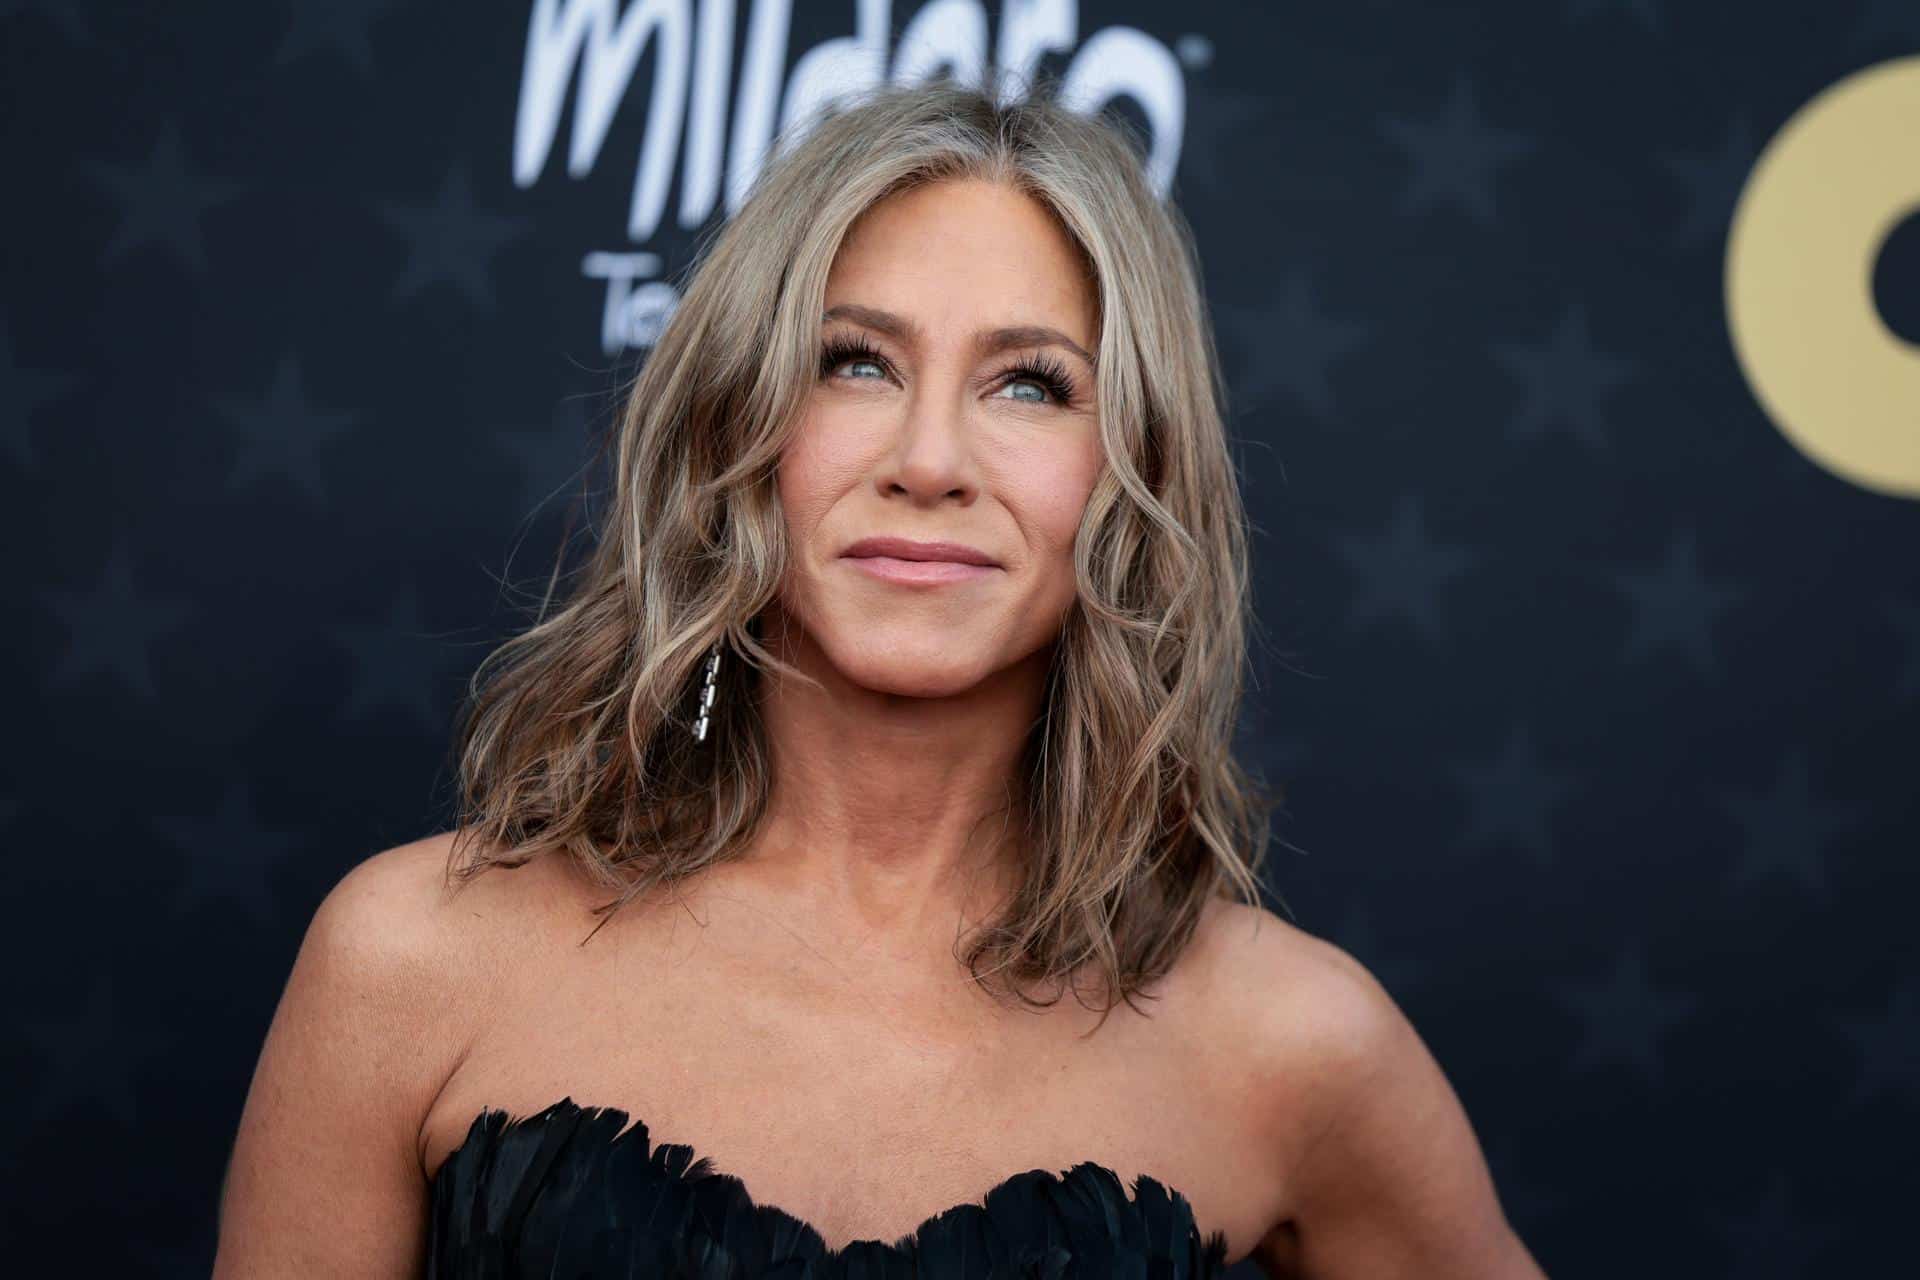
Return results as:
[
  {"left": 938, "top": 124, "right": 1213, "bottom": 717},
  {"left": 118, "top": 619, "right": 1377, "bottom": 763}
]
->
[
  {"left": 995, "top": 354, "right": 1080, "bottom": 406},
  {"left": 817, "top": 334, "right": 1083, "bottom": 408},
  {"left": 820, "top": 335, "right": 890, "bottom": 380}
]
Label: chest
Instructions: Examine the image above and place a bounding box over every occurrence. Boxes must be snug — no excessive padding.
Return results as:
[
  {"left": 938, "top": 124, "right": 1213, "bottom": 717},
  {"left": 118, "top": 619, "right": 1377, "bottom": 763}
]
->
[{"left": 418, "top": 875, "right": 1288, "bottom": 1262}]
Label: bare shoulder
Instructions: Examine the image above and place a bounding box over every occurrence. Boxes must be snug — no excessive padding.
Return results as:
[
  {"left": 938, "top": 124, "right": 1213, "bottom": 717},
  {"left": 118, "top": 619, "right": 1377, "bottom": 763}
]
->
[
  {"left": 312, "top": 832, "right": 496, "bottom": 1004},
  {"left": 213, "top": 830, "right": 522, "bottom": 1274},
  {"left": 1189, "top": 896, "right": 1442, "bottom": 1160},
  {"left": 1189, "top": 899, "right": 1545, "bottom": 1278},
  {"left": 1187, "top": 896, "right": 1396, "bottom": 1069}
]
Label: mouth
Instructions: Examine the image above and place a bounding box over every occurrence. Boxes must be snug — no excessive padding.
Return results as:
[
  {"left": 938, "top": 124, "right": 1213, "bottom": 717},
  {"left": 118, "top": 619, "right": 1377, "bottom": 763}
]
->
[
  {"left": 843, "top": 556, "right": 998, "bottom": 585},
  {"left": 838, "top": 536, "right": 1003, "bottom": 586}
]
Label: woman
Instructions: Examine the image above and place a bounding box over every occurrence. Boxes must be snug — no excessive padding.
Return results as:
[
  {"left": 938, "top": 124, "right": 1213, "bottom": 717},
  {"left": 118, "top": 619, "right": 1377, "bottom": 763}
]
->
[{"left": 214, "top": 80, "right": 1546, "bottom": 1278}]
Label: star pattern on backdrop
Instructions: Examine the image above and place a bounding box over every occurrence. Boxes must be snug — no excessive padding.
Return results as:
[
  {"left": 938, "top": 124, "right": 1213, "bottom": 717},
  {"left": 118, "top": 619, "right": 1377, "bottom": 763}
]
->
[
  {"left": 83, "top": 120, "right": 244, "bottom": 275},
  {"left": 44, "top": 541, "right": 194, "bottom": 699},
  {"left": 1656, "top": 115, "right": 1760, "bottom": 253},
  {"left": 1714, "top": 747, "right": 1856, "bottom": 896},
  {"left": 376, "top": 166, "right": 533, "bottom": 310},
  {"left": 152, "top": 783, "right": 302, "bottom": 930},
  {"left": 1218, "top": 271, "right": 1371, "bottom": 424},
  {"left": 7, "top": 5, "right": 1919, "bottom": 1270},
  {"left": 1322, "top": 900, "right": 1434, "bottom": 1004},
  {"left": 1180, "top": 88, "right": 1342, "bottom": 208},
  {"left": 1832, "top": 978, "right": 1920, "bottom": 1111},
  {"left": 1491, "top": 302, "right": 1639, "bottom": 450},
  {"left": 1378, "top": 74, "right": 1536, "bottom": 226},
  {"left": 20, "top": 970, "right": 178, "bottom": 1135},
  {"left": 494, "top": 393, "right": 600, "bottom": 522},
  {"left": 1707, "top": 1169, "right": 1846, "bottom": 1277},
  {"left": 1609, "top": 527, "right": 1745, "bottom": 679},
  {"left": 273, "top": 0, "right": 400, "bottom": 77},
  {"left": 0, "top": 0, "right": 90, "bottom": 43},
  {"left": 1553, "top": 938, "right": 1699, "bottom": 1085},
  {"left": 333, "top": 583, "right": 464, "bottom": 733},
  {"left": 1564, "top": 0, "right": 1664, "bottom": 33},
  {"left": 1449, "top": 721, "right": 1581, "bottom": 866},
  {"left": 1482, "top": 1137, "right": 1570, "bottom": 1235},
  {"left": 212, "top": 352, "right": 359, "bottom": 505},
  {"left": 1, "top": 309, "right": 78, "bottom": 468},
  {"left": 1331, "top": 494, "right": 1476, "bottom": 646}
]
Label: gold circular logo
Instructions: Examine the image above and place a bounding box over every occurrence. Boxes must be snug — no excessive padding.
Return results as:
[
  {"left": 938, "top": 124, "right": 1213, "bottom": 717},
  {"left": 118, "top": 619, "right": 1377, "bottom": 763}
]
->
[{"left": 1726, "top": 56, "right": 1920, "bottom": 499}]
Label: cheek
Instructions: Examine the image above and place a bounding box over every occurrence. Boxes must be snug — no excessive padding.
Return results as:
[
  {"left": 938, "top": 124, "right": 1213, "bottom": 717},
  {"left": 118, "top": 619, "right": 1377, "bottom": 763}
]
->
[
  {"left": 997, "top": 431, "right": 1103, "bottom": 576},
  {"left": 776, "top": 409, "right": 868, "bottom": 546}
]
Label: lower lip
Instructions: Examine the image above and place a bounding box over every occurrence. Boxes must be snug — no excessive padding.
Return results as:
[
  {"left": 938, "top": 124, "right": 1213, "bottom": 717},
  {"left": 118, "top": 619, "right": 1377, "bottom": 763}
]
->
[{"left": 841, "top": 555, "right": 1000, "bottom": 585}]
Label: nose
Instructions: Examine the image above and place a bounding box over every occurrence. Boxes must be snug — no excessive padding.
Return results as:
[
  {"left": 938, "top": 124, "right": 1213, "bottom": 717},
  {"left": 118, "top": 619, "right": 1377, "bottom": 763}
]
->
[{"left": 872, "top": 380, "right": 980, "bottom": 508}]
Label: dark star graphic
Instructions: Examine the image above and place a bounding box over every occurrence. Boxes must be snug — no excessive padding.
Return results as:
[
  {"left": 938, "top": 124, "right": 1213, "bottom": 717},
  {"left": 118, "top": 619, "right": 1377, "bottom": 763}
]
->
[
  {"left": 212, "top": 353, "right": 359, "bottom": 505},
  {"left": 1218, "top": 270, "right": 1371, "bottom": 425},
  {"left": 44, "top": 542, "right": 194, "bottom": 699},
  {"left": 152, "top": 783, "right": 302, "bottom": 930},
  {"left": 0, "top": 309, "right": 78, "bottom": 468},
  {"left": 494, "top": 393, "right": 602, "bottom": 523},
  {"left": 1833, "top": 978, "right": 1920, "bottom": 1110},
  {"left": 1714, "top": 748, "right": 1856, "bottom": 895},
  {"left": 1656, "top": 115, "right": 1760, "bottom": 253},
  {"left": 1564, "top": 0, "right": 1664, "bottom": 33},
  {"left": 1378, "top": 74, "right": 1536, "bottom": 226},
  {"left": 1708, "top": 1169, "right": 1844, "bottom": 1277},
  {"left": 1180, "top": 88, "right": 1341, "bottom": 208},
  {"left": 1553, "top": 938, "right": 1698, "bottom": 1085},
  {"left": 1491, "top": 303, "right": 1639, "bottom": 450},
  {"left": 333, "top": 584, "right": 464, "bottom": 733},
  {"left": 1450, "top": 722, "right": 1581, "bottom": 866},
  {"left": 0, "top": 0, "right": 91, "bottom": 43},
  {"left": 1482, "top": 1136, "right": 1569, "bottom": 1235},
  {"left": 1331, "top": 494, "right": 1476, "bottom": 647},
  {"left": 20, "top": 970, "right": 177, "bottom": 1134},
  {"left": 376, "top": 166, "right": 533, "bottom": 310},
  {"left": 84, "top": 120, "right": 244, "bottom": 275},
  {"left": 1609, "top": 527, "right": 1745, "bottom": 679},
  {"left": 273, "top": 0, "right": 399, "bottom": 76},
  {"left": 1321, "top": 900, "right": 1433, "bottom": 1005}
]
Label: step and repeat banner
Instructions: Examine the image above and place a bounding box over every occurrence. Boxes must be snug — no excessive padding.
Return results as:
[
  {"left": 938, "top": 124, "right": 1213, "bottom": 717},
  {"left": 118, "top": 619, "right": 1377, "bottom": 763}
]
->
[{"left": 4, "top": 2, "right": 1916, "bottom": 1274}]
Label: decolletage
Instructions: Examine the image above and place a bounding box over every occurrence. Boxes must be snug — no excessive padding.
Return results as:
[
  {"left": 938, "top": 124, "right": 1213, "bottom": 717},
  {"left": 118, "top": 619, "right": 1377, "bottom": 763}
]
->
[{"left": 426, "top": 1096, "right": 1232, "bottom": 1277}]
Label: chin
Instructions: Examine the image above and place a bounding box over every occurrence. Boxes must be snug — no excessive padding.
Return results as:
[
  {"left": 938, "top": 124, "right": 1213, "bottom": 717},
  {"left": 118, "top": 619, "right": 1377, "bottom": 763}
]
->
[{"left": 826, "top": 630, "right": 1001, "bottom": 699}]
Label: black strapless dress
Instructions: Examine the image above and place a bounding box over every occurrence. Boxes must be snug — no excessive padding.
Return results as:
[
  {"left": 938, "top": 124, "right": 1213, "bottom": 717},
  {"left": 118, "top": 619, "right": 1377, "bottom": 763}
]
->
[{"left": 426, "top": 1096, "right": 1233, "bottom": 1277}]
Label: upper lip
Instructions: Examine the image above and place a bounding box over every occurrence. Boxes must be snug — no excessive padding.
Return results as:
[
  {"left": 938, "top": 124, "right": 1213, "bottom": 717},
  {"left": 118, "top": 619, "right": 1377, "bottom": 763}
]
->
[{"left": 840, "top": 536, "right": 1001, "bottom": 567}]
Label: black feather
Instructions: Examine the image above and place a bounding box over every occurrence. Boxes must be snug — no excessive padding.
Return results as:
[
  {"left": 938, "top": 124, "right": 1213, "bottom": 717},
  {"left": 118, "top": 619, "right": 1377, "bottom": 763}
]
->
[{"left": 426, "top": 1097, "right": 1232, "bottom": 1277}]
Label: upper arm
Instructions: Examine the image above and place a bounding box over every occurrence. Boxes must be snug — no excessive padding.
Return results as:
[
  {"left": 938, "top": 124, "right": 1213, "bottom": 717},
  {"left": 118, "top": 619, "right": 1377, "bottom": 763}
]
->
[
  {"left": 213, "top": 834, "right": 481, "bottom": 1278},
  {"left": 1263, "top": 937, "right": 1547, "bottom": 1279}
]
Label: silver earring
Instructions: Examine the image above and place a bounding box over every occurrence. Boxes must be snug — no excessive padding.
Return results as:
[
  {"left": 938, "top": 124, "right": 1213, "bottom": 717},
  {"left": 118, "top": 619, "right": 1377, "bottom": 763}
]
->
[{"left": 692, "top": 645, "right": 721, "bottom": 742}]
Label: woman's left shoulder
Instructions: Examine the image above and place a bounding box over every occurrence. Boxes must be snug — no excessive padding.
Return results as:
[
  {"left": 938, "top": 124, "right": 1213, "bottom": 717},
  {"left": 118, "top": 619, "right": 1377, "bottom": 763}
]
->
[{"left": 1184, "top": 896, "right": 1408, "bottom": 1097}]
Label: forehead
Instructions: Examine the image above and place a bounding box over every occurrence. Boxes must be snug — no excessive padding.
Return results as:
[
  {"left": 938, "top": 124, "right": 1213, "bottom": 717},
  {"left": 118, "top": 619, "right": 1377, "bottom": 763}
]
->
[{"left": 825, "top": 178, "right": 1098, "bottom": 345}]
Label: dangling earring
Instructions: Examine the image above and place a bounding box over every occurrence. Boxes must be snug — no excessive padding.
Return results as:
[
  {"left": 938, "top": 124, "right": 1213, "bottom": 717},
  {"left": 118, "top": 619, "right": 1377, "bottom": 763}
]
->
[{"left": 692, "top": 645, "right": 721, "bottom": 743}]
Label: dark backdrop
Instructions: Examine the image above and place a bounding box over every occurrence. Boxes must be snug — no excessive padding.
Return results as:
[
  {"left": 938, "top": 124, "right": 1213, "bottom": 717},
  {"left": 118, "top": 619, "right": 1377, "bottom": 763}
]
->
[{"left": 4, "top": 2, "right": 1916, "bottom": 1275}]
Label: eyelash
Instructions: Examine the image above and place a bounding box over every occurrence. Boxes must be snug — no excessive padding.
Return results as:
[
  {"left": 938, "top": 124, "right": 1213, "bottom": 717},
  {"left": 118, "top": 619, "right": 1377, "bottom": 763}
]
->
[{"left": 817, "top": 334, "right": 1081, "bottom": 407}]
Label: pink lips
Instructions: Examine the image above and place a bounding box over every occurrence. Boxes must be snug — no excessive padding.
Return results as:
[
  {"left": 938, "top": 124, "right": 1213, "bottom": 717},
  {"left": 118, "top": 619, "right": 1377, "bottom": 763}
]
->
[{"left": 839, "top": 536, "right": 1002, "bottom": 586}]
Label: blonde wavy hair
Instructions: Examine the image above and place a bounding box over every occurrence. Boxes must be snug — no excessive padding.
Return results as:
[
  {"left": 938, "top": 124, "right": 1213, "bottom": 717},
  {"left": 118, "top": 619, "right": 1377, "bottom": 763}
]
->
[{"left": 447, "top": 76, "right": 1281, "bottom": 1017}]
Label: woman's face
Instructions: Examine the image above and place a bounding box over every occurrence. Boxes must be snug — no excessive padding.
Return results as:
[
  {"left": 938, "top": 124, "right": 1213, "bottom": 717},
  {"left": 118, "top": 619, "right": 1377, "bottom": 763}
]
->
[{"left": 774, "top": 177, "right": 1103, "bottom": 699}]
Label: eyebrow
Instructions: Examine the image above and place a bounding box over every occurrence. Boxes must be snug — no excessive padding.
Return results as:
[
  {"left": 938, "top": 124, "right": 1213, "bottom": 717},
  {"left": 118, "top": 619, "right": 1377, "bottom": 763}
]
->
[{"left": 822, "top": 303, "right": 1097, "bottom": 370}]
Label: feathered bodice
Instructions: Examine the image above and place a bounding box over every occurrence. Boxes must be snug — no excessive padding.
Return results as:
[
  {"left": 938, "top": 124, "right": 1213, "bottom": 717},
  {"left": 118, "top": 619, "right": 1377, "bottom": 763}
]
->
[{"left": 426, "top": 1096, "right": 1232, "bottom": 1277}]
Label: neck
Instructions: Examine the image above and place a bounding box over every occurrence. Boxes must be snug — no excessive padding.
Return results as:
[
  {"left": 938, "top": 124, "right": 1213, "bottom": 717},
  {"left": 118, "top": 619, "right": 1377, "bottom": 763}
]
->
[{"left": 740, "top": 607, "right": 1049, "bottom": 973}]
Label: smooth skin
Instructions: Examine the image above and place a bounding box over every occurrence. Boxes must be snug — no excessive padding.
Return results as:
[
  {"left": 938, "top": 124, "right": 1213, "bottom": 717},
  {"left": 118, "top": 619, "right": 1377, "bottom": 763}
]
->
[{"left": 214, "top": 178, "right": 1546, "bottom": 1277}]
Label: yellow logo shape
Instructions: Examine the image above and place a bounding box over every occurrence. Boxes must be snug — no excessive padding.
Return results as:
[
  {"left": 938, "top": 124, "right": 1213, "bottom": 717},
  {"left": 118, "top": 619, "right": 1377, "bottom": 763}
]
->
[{"left": 1726, "top": 56, "right": 1920, "bottom": 499}]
